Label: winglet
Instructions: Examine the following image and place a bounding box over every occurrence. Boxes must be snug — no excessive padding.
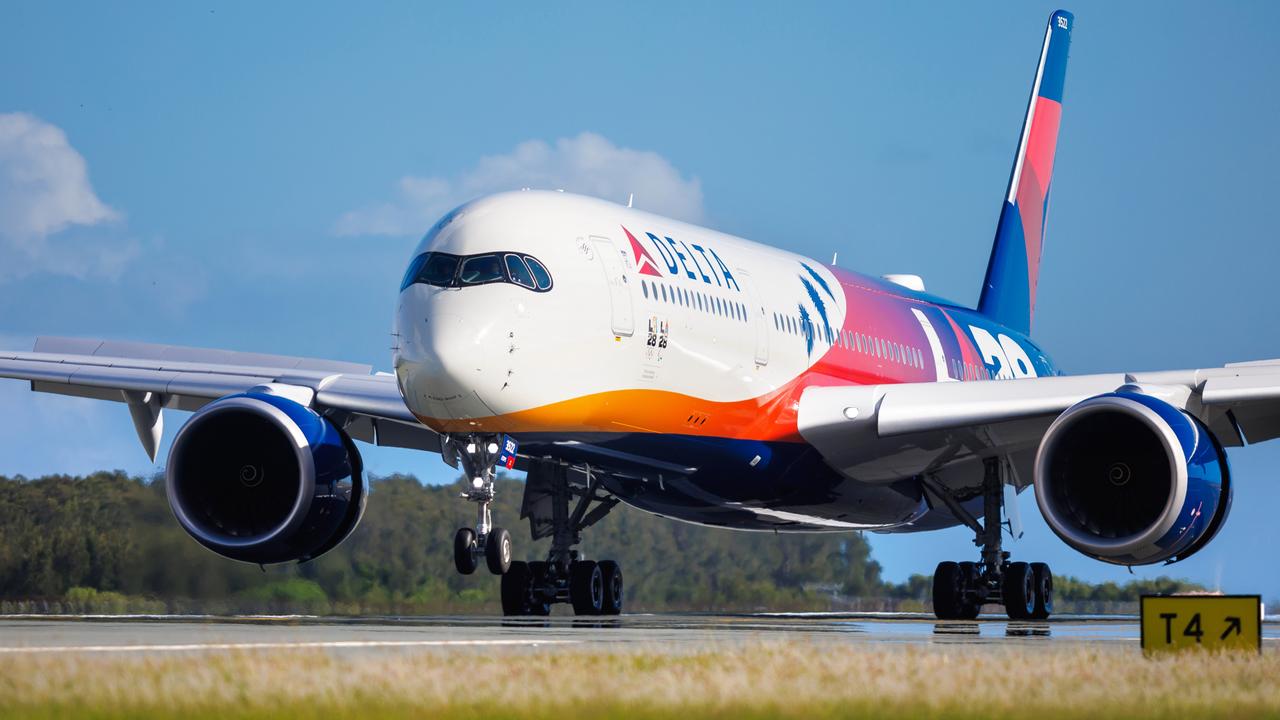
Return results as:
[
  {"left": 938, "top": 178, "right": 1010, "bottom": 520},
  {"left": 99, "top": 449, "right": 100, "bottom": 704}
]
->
[{"left": 978, "top": 10, "right": 1073, "bottom": 336}]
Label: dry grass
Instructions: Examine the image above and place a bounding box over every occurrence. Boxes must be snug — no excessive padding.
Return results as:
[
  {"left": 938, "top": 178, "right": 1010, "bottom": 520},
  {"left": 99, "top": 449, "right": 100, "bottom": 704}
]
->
[{"left": 1, "top": 641, "right": 1277, "bottom": 719}]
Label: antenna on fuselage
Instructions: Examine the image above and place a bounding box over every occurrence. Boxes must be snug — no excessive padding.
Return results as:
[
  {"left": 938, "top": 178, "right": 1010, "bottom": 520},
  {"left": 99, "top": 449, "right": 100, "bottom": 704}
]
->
[
  {"left": 627, "top": 193, "right": 634, "bottom": 208},
  {"left": 831, "top": 251, "right": 838, "bottom": 265}
]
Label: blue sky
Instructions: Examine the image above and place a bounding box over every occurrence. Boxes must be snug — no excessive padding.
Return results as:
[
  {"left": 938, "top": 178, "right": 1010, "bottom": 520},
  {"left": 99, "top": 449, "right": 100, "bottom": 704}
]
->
[{"left": 2, "top": 2, "right": 1278, "bottom": 601}]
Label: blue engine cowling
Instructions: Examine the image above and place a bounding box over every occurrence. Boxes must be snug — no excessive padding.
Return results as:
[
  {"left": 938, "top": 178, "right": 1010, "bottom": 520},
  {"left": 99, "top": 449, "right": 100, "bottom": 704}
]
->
[
  {"left": 165, "top": 392, "right": 367, "bottom": 564},
  {"left": 1034, "top": 390, "right": 1231, "bottom": 566}
]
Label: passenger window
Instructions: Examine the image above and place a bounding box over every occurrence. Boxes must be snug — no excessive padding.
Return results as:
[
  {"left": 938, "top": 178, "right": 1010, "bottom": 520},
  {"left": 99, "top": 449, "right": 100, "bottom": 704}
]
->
[
  {"left": 459, "top": 254, "right": 504, "bottom": 285},
  {"left": 505, "top": 254, "right": 536, "bottom": 289}
]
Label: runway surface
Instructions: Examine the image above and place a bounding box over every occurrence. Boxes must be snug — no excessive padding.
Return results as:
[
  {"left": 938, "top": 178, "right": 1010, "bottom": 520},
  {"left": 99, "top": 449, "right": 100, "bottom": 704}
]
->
[{"left": 3, "top": 613, "right": 1277, "bottom": 655}]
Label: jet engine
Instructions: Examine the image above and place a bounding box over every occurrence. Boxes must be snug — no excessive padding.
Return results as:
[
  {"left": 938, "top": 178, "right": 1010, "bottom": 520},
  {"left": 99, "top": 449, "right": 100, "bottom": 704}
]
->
[
  {"left": 165, "top": 391, "right": 367, "bottom": 564},
  {"left": 1034, "top": 390, "right": 1231, "bottom": 565}
]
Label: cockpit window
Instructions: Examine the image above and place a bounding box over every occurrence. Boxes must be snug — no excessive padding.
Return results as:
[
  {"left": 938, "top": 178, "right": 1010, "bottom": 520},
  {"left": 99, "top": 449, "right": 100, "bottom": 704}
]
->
[
  {"left": 524, "top": 255, "right": 552, "bottom": 290},
  {"left": 504, "top": 254, "right": 536, "bottom": 289},
  {"left": 458, "top": 254, "right": 504, "bottom": 285},
  {"left": 400, "top": 254, "right": 428, "bottom": 291},
  {"left": 420, "top": 253, "right": 462, "bottom": 286},
  {"left": 401, "top": 252, "right": 461, "bottom": 291},
  {"left": 400, "top": 250, "right": 553, "bottom": 292}
]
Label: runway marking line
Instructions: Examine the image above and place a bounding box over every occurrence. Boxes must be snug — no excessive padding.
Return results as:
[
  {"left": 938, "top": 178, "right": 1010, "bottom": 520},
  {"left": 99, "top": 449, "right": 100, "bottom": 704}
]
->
[{"left": 0, "top": 639, "right": 579, "bottom": 654}]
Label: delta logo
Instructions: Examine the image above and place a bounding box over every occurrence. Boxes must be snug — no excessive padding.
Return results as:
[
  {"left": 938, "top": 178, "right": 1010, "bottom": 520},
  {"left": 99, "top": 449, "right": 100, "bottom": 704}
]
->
[
  {"left": 619, "top": 225, "right": 741, "bottom": 292},
  {"left": 623, "top": 226, "right": 664, "bottom": 277}
]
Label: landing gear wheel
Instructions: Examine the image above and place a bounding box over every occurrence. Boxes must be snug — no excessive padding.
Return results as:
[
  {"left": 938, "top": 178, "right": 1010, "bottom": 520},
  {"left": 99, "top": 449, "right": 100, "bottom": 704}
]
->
[
  {"left": 598, "top": 560, "right": 623, "bottom": 616},
  {"left": 932, "top": 561, "right": 966, "bottom": 620},
  {"left": 485, "top": 527, "right": 512, "bottom": 575},
  {"left": 570, "top": 560, "right": 604, "bottom": 615},
  {"left": 957, "top": 561, "right": 982, "bottom": 619},
  {"left": 453, "top": 528, "right": 478, "bottom": 575},
  {"left": 526, "top": 561, "right": 552, "bottom": 616},
  {"left": 501, "top": 561, "right": 532, "bottom": 616},
  {"left": 1003, "top": 561, "right": 1035, "bottom": 620},
  {"left": 1030, "top": 562, "right": 1053, "bottom": 620}
]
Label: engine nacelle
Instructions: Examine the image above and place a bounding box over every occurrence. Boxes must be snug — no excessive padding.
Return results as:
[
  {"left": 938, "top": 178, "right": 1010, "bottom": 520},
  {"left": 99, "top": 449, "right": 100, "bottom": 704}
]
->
[
  {"left": 166, "top": 392, "right": 367, "bottom": 564},
  {"left": 1034, "top": 390, "right": 1231, "bottom": 565}
]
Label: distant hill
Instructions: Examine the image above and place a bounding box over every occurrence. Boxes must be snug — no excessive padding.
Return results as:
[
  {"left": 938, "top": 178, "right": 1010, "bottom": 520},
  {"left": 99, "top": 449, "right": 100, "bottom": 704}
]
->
[{"left": 0, "top": 472, "right": 1209, "bottom": 615}]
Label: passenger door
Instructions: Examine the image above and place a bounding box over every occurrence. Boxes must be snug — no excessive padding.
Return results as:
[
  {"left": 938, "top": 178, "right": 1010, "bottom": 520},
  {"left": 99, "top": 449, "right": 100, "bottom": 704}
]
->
[
  {"left": 590, "top": 236, "right": 635, "bottom": 337},
  {"left": 736, "top": 268, "right": 769, "bottom": 366}
]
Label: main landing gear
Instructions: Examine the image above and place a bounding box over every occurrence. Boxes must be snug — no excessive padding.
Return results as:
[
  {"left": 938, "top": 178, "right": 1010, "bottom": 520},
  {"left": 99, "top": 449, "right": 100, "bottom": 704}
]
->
[
  {"left": 925, "top": 457, "right": 1054, "bottom": 621},
  {"left": 444, "top": 434, "right": 623, "bottom": 617}
]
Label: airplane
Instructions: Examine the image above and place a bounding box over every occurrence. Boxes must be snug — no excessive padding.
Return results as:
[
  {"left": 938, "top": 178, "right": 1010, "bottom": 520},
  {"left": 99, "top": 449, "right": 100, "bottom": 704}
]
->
[{"left": 0, "top": 9, "right": 1269, "bottom": 620}]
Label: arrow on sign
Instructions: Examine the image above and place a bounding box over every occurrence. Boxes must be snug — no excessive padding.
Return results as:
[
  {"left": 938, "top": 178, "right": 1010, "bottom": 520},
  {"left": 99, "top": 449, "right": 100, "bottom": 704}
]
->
[{"left": 1221, "top": 616, "right": 1242, "bottom": 640}]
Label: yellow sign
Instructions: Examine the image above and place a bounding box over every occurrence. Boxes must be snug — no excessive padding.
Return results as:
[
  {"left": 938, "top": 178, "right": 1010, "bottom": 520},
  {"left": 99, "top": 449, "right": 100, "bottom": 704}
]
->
[{"left": 1140, "top": 595, "right": 1261, "bottom": 654}]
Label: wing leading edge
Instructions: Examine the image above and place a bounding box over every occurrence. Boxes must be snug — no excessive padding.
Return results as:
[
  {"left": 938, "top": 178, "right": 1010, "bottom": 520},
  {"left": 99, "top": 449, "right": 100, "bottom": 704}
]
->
[
  {"left": 0, "top": 336, "right": 438, "bottom": 459},
  {"left": 797, "top": 360, "right": 1280, "bottom": 488}
]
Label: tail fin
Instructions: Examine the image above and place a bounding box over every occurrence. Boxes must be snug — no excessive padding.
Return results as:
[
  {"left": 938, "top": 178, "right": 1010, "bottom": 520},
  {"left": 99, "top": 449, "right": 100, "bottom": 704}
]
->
[{"left": 978, "top": 9, "right": 1072, "bottom": 336}]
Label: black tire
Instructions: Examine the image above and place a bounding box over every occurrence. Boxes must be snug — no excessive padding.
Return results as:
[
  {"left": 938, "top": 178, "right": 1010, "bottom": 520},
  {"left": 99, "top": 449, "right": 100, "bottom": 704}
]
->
[
  {"left": 570, "top": 560, "right": 604, "bottom": 616},
  {"left": 1030, "top": 562, "right": 1053, "bottom": 620},
  {"left": 527, "top": 561, "right": 552, "bottom": 616},
  {"left": 957, "top": 561, "right": 982, "bottom": 619},
  {"left": 1002, "top": 561, "right": 1035, "bottom": 620},
  {"left": 485, "top": 527, "right": 512, "bottom": 575},
  {"left": 501, "top": 561, "right": 531, "bottom": 616},
  {"left": 932, "top": 561, "right": 965, "bottom": 620},
  {"left": 453, "top": 528, "right": 478, "bottom": 575},
  {"left": 599, "top": 560, "right": 623, "bottom": 616}
]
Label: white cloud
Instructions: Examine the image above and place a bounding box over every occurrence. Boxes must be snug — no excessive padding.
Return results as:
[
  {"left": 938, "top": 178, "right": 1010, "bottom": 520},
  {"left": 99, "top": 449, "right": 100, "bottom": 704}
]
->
[
  {"left": 335, "top": 132, "right": 705, "bottom": 237},
  {"left": 0, "top": 112, "right": 135, "bottom": 281}
]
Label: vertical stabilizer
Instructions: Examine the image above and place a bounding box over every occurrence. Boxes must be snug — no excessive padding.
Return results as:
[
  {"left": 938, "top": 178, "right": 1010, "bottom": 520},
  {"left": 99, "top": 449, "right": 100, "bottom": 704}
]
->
[{"left": 978, "top": 10, "right": 1072, "bottom": 336}]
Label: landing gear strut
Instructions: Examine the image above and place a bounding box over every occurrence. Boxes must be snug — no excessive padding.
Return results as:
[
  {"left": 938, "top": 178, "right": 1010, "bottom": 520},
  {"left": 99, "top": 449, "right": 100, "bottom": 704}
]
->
[
  {"left": 443, "top": 435, "right": 623, "bottom": 616},
  {"left": 502, "top": 461, "right": 623, "bottom": 616},
  {"left": 927, "top": 457, "right": 1054, "bottom": 621},
  {"left": 446, "top": 434, "right": 514, "bottom": 576}
]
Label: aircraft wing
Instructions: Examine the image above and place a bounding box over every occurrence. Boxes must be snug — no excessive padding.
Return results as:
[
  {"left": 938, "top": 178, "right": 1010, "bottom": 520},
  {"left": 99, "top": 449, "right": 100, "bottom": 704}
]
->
[
  {"left": 797, "top": 360, "right": 1280, "bottom": 488},
  {"left": 0, "top": 336, "right": 438, "bottom": 460}
]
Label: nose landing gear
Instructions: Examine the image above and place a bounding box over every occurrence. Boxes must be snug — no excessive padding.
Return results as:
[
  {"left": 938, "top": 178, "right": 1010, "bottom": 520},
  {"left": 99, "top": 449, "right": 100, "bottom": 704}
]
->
[
  {"left": 926, "top": 457, "right": 1054, "bottom": 621},
  {"left": 445, "top": 434, "right": 515, "bottom": 576}
]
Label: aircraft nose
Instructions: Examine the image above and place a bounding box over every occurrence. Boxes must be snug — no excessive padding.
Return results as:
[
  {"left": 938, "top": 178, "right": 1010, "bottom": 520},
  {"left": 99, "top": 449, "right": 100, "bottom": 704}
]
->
[
  {"left": 396, "top": 305, "right": 509, "bottom": 424},
  {"left": 413, "top": 312, "right": 467, "bottom": 390}
]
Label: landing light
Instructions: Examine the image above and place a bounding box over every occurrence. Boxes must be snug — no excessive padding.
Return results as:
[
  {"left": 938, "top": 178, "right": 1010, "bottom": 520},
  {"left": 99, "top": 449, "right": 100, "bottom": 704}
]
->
[
  {"left": 487, "top": 442, "right": 499, "bottom": 454},
  {"left": 466, "top": 443, "right": 477, "bottom": 454},
  {"left": 472, "top": 477, "right": 484, "bottom": 489}
]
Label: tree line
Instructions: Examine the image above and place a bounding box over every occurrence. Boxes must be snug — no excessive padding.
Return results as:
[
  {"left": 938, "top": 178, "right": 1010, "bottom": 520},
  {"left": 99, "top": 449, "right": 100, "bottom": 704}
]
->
[{"left": 0, "top": 472, "right": 1209, "bottom": 614}]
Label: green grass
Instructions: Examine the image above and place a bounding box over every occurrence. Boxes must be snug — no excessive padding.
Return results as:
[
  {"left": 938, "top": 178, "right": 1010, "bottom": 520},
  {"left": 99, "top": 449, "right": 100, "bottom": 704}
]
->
[{"left": 2, "top": 641, "right": 1278, "bottom": 719}]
